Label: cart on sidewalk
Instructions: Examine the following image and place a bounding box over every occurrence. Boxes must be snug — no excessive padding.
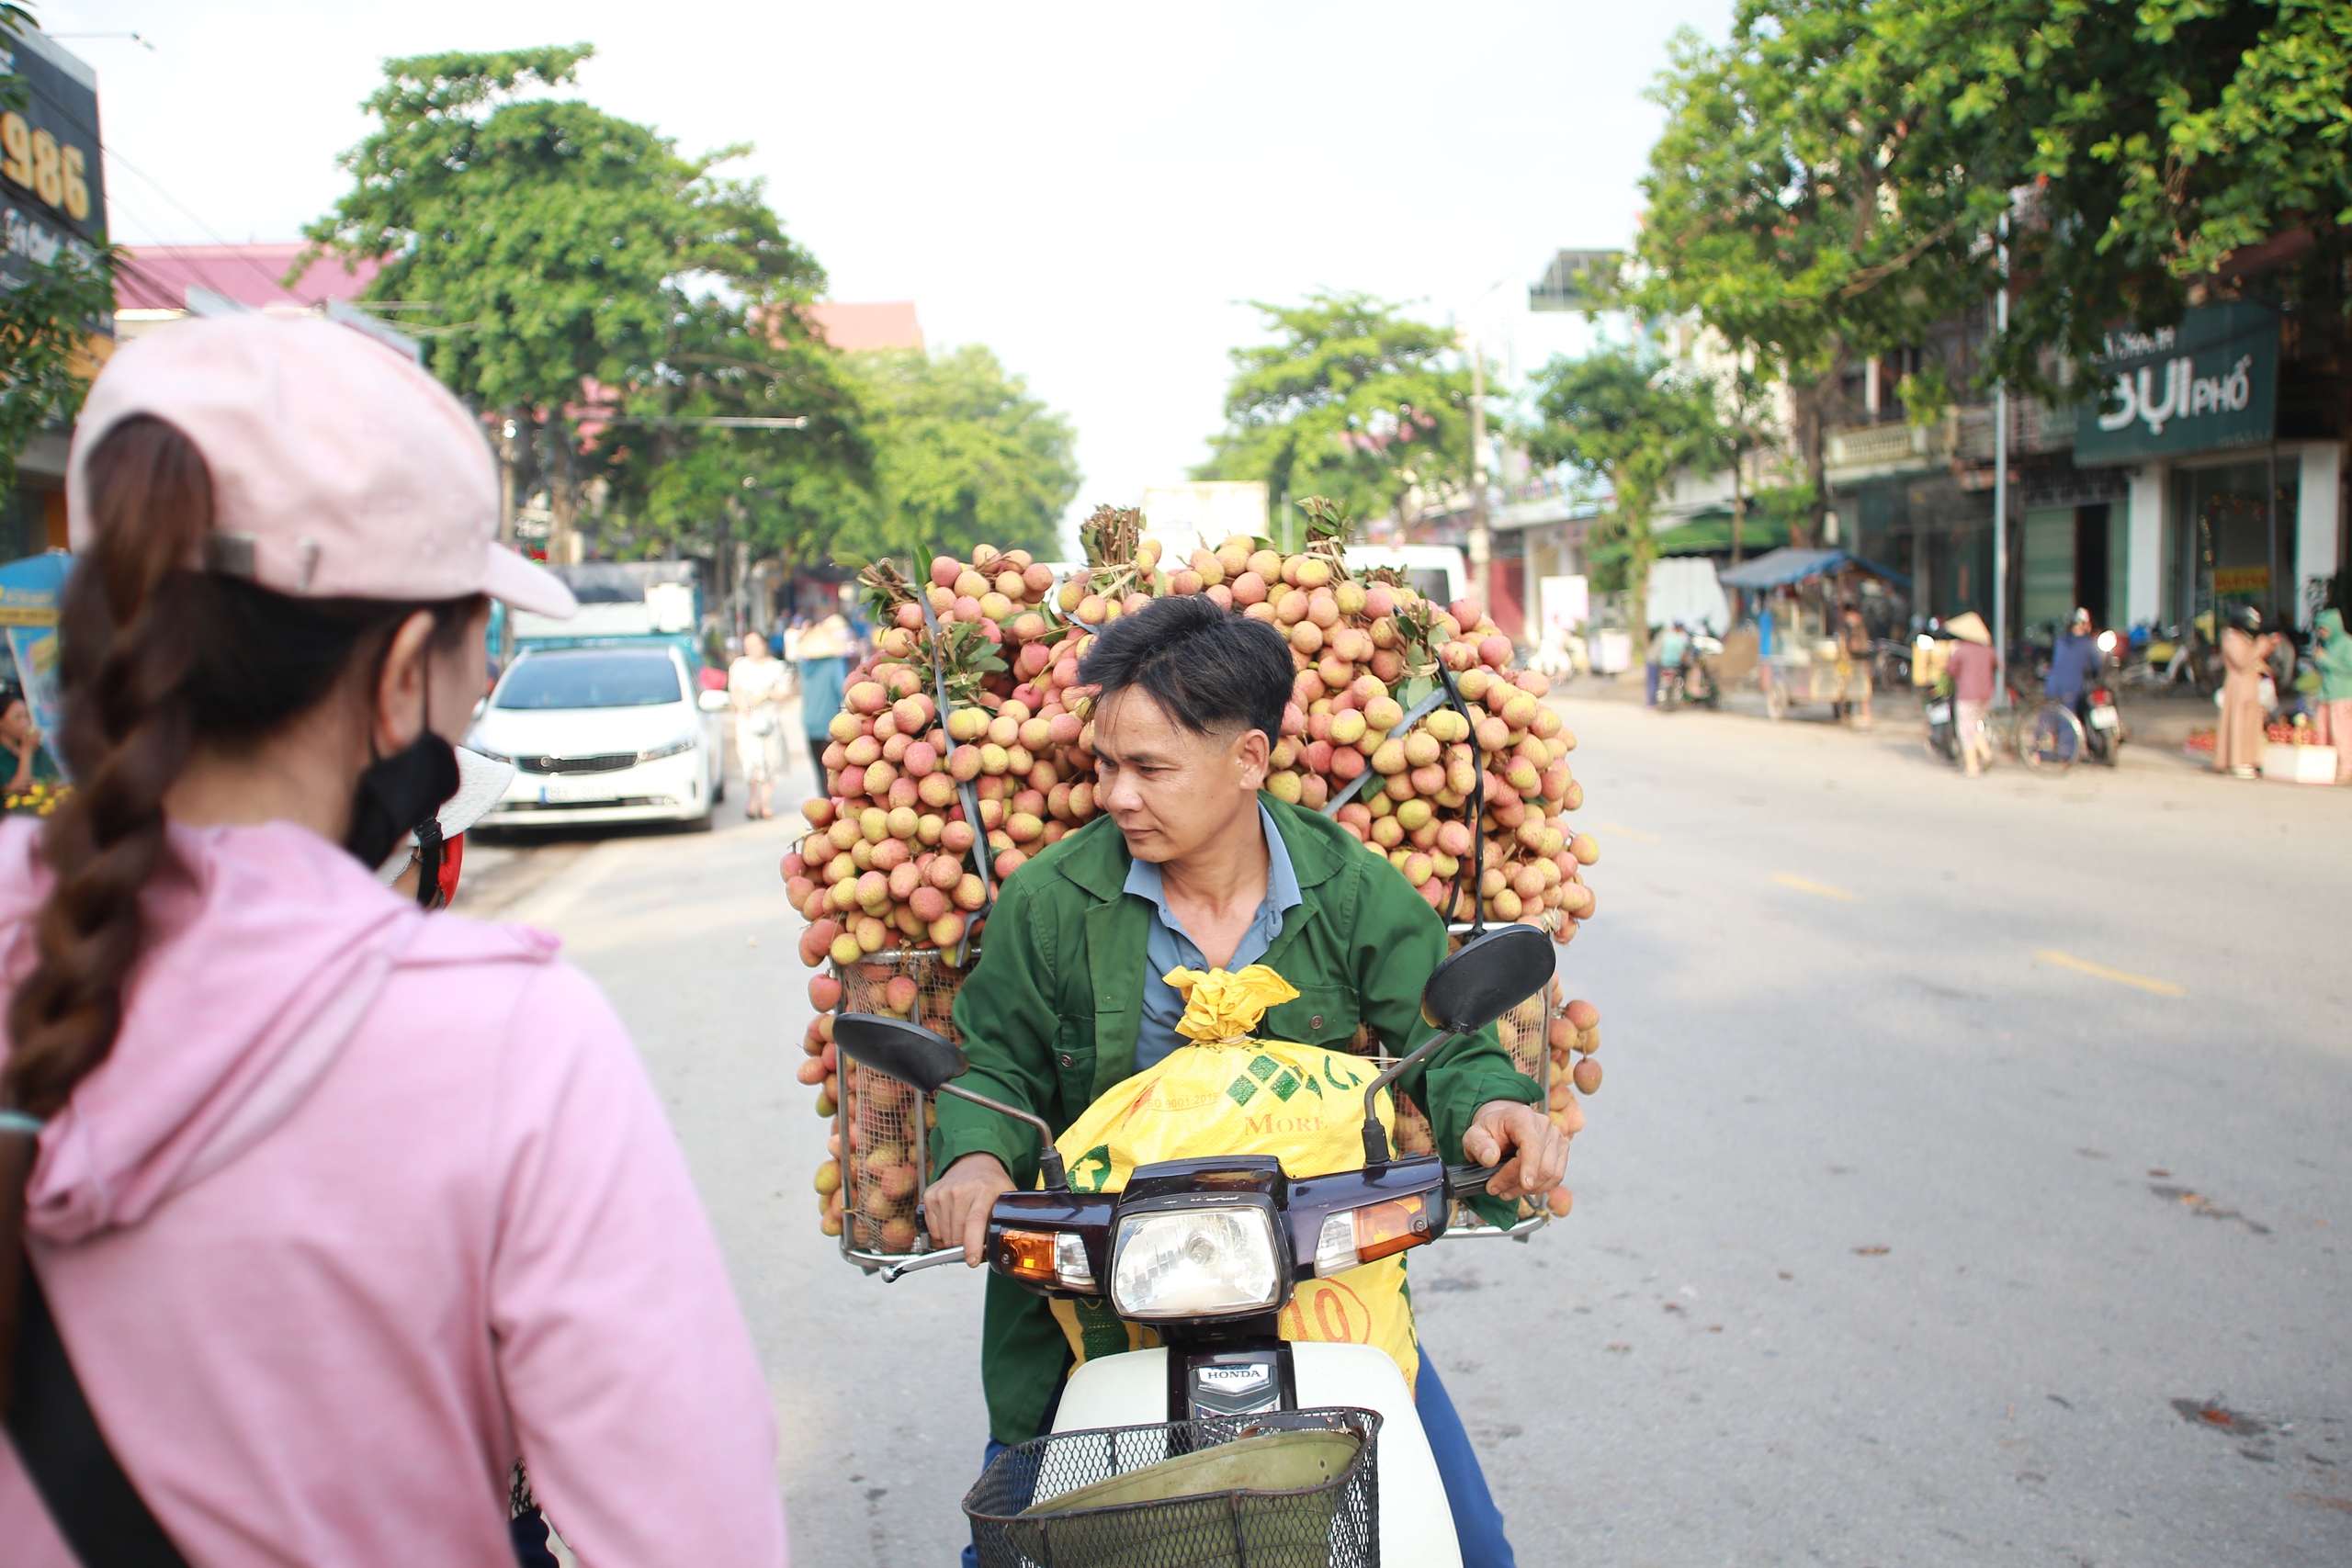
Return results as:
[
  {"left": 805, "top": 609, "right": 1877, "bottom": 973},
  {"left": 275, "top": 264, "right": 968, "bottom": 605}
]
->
[{"left": 1717, "top": 547, "right": 1912, "bottom": 722}]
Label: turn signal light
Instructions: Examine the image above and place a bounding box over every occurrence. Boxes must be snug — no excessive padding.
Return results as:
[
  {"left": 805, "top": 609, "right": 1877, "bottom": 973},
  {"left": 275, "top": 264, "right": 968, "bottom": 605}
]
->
[
  {"left": 998, "top": 1229, "right": 1057, "bottom": 1283},
  {"left": 995, "top": 1228, "right": 1098, "bottom": 1292},
  {"left": 1313, "top": 1193, "right": 1434, "bottom": 1275}
]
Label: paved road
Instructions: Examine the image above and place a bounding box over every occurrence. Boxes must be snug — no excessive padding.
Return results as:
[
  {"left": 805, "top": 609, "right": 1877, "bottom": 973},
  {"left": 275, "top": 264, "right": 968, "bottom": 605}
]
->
[{"left": 470, "top": 694, "right": 2352, "bottom": 1566}]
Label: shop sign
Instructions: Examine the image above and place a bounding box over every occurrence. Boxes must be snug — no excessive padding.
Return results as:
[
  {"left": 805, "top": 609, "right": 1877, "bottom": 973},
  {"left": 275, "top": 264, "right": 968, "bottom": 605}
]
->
[
  {"left": 0, "top": 29, "right": 107, "bottom": 289},
  {"left": 2074, "top": 300, "right": 2275, "bottom": 466}
]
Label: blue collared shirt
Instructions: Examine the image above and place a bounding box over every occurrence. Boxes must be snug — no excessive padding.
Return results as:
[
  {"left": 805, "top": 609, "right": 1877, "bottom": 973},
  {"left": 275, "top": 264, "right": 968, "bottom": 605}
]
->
[{"left": 1125, "top": 803, "right": 1304, "bottom": 1072}]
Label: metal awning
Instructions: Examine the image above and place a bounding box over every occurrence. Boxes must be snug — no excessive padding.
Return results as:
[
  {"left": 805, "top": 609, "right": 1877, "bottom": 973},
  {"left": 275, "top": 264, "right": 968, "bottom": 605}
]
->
[{"left": 1716, "top": 547, "right": 1912, "bottom": 591}]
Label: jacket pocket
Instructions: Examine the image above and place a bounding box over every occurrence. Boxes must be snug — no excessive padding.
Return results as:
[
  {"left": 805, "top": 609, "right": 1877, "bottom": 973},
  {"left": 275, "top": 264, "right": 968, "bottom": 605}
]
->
[{"left": 1263, "top": 984, "right": 1359, "bottom": 1053}]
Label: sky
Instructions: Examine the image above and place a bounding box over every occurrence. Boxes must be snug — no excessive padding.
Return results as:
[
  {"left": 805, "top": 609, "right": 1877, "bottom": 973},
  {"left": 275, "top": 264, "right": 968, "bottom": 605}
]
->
[{"left": 40, "top": 0, "right": 1733, "bottom": 530}]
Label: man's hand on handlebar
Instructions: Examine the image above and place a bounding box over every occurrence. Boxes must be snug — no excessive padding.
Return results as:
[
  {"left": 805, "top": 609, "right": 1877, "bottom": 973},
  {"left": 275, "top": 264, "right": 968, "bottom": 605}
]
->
[
  {"left": 924, "top": 1152, "right": 1015, "bottom": 1264},
  {"left": 1462, "top": 1100, "right": 1570, "bottom": 1200}
]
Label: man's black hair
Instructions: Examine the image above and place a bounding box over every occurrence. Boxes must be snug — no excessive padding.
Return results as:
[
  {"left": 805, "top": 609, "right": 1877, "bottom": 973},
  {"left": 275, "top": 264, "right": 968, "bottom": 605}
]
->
[{"left": 1078, "top": 594, "right": 1291, "bottom": 743}]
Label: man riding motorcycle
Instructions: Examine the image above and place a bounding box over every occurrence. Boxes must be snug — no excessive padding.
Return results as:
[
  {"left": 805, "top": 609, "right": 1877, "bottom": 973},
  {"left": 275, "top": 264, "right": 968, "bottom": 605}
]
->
[
  {"left": 926, "top": 594, "right": 1571, "bottom": 1567},
  {"left": 2045, "top": 607, "right": 2102, "bottom": 722}
]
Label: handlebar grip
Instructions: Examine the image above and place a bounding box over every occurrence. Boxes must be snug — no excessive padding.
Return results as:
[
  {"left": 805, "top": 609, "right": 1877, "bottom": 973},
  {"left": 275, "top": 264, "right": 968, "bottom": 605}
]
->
[
  {"left": 1444, "top": 1163, "right": 1504, "bottom": 1201},
  {"left": 877, "top": 1245, "right": 966, "bottom": 1283}
]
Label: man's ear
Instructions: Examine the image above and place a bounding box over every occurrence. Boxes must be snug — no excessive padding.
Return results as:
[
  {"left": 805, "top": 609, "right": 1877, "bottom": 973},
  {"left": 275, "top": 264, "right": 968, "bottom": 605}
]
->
[{"left": 1233, "top": 724, "right": 1272, "bottom": 792}]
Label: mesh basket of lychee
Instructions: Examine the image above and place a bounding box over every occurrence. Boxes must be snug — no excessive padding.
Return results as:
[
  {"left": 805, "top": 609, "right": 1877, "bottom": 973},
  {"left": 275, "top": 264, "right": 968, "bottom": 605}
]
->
[{"left": 803, "top": 958, "right": 964, "bottom": 1256}]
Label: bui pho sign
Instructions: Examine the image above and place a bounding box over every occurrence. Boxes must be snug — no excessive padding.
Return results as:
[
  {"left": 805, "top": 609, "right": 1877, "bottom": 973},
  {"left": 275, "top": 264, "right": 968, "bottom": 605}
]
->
[{"left": 2074, "top": 300, "right": 2276, "bottom": 467}]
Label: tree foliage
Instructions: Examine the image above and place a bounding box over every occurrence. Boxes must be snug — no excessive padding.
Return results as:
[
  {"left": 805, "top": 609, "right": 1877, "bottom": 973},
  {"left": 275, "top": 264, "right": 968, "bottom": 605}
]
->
[
  {"left": 839, "top": 345, "right": 1079, "bottom": 566},
  {"left": 301, "top": 44, "right": 857, "bottom": 547},
  {"left": 1528, "top": 346, "right": 1727, "bottom": 650},
  {"left": 1633, "top": 4, "right": 1962, "bottom": 541},
  {"left": 1197, "top": 292, "right": 1474, "bottom": 525},
  {"left": 1855, "top": 0, "right": 2352, "bottom": 390},
  {"left": 1640, "top": 0, "right": 2352, "bottom": 413}
]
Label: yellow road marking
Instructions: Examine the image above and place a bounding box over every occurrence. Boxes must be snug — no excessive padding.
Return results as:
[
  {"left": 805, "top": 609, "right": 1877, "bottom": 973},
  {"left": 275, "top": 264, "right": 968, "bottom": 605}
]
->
[
  {"left": 1598, "top": 821, "right": 1658, "bottom": 842},
  {"left": 2035, "top": 950, "right": 2186, "bottom": 997},
  {"left": 1772, "top": 874, "right": 1860, "bottom": 903}
]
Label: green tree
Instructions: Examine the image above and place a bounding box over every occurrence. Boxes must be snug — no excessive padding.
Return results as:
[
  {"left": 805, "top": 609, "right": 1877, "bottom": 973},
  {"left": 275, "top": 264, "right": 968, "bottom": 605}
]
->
[
  {"left": 1852, "top": 0, "right": 2352, "bottom": 392},
  {"left": 842, "top": 345, "right": 1079, "bottom": 566},
  {"left": 1633, "top": 4, "right": 1964, "bottom": 541},
  {"left": 1527, "top": 345, "right": 1725, "bottom": 658},
  {"left": 595, "top": 297, "right": 871, "bottom": 567},
  {"left": 0, "top": 4, "right": 115, "bottom": 496},
  {"left": 1197, "top": 292, "right": 1475, "bottom": 526},
  {"left": 302, "top": 45, "right": 835, "bottom": 549}
]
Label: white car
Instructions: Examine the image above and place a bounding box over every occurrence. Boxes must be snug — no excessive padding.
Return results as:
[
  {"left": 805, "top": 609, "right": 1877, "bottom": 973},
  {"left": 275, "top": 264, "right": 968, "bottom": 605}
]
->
[{"left": 469, "top": 645, "right": 725, "bottom": 830}]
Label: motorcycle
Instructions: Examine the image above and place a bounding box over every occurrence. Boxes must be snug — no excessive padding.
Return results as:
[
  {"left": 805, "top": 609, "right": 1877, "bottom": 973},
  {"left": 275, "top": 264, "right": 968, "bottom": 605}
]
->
[
  {"left": 1657, "top": 636, "right": 1724, "bottom": 711},
  {"left": 834, "top": 923, "right": 1558, "bottom": 1568},
  {"left": 2081, "top": 682, "right": 2125, "bottom": 766},
  {"left": 1923, "top": 674, "right": 1958, "bottom": 766}
]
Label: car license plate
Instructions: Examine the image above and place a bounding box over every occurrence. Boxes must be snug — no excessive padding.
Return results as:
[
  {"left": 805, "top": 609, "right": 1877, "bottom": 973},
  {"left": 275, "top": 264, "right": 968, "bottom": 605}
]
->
[
  {"left": 539, "top": 779, "right": 624, "bottom": 805},
  {"left": 1926, "top": 703, "right": 1951, "bottom": 723},
  {"left": 2088, "top": 706, "right": 2118, "bottom": 729}
]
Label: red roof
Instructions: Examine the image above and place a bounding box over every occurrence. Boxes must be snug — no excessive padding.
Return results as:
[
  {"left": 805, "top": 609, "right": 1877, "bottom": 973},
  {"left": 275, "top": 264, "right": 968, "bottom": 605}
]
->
[
  {"left": 807, "top": 300, "right": 922, "bottom": 352},
  {"left": 114, "top": 243, "right": 382, "bottom": 313}
]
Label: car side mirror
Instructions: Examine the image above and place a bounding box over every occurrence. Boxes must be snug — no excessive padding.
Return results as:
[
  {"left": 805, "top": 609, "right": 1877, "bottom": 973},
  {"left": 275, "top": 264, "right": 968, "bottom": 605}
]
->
[
  {"left": 697, "top": 688, "right": 729, "bottom": 713},
  {"left": 832, "top": 1013, "right": 1069, "bottom": 1190}
]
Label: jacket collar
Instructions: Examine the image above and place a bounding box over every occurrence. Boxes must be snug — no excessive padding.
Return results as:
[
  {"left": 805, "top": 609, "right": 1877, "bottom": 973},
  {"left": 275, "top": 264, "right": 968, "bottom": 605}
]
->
[{"left": 1055, "top": 794, "right": 1342, "bottom": 904}]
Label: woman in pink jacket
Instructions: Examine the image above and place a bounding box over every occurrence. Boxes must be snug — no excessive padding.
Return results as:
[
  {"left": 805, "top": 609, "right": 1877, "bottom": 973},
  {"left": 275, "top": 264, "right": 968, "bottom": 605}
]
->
[{"left": 0, "top": 315, "right": 789, "bottom": 1566}]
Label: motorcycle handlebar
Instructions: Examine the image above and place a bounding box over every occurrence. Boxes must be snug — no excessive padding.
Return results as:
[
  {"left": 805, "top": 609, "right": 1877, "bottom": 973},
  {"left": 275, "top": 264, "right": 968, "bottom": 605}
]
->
[
  {"left": 1443, "top": 1163, "right": 1506, "bottom": 1201},
  {"left": 876, "top": 1245, "right": 967, "bottom": 1283}
]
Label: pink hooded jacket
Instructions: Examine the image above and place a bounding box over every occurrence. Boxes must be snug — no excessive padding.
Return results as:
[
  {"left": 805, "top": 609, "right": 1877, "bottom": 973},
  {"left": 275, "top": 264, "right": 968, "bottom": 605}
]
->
[{"left": 0, "top": 817, "right": 787, "bottom": 1566}]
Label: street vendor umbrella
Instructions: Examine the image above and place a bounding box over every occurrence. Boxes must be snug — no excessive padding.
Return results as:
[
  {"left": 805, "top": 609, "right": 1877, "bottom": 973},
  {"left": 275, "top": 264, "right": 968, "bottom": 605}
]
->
[{"left": 1946, "top": 611, "right": 1991, "bottom": 646}]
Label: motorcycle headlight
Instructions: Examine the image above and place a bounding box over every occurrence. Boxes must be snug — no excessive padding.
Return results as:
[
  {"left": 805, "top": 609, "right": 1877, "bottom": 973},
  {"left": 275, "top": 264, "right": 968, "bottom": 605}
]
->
[
  {"left": 1110, "top": 1207, "right": 1280, "bottom": 1319},
  {"left": 637, "top": 734, "right": 699, "bottom": 763}
]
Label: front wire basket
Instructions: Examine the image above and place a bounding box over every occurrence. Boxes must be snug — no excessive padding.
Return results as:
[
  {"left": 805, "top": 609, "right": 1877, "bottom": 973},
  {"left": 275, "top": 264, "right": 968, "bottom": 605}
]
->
[
  {"left": 1347, "top": 920, "right": 1556, "bottom": 1241},
  {"left": 832, "top": 945, "right": 975, "bottom": 1270},
  {"left": 965, "top": 1407, "right": 1382, "bottom": 1568}
]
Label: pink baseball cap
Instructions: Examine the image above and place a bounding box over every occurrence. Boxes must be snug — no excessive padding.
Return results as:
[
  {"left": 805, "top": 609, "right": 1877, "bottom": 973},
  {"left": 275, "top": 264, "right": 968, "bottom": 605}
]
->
[{"left": 66, "top": 313, "right": 577, "bottom": 617}]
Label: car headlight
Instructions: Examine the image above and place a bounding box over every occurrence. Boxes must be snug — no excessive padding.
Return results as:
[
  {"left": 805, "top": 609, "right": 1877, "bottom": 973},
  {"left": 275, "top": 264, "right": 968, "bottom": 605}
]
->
[
  {"left": 466, "top": 739, "right": 512, "bottom": 763},
  {"left": 1110, "top": 1208, "right": 1280, "bottom": 1319},
  {"left": 637, "top": 734, "right": 699, "bottom": 763}
]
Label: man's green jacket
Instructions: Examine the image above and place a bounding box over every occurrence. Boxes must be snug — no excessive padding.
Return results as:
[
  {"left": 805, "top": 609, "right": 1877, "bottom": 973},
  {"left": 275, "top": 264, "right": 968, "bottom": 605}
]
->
[{"left": 937, "top": 793, "right": 1542, "bottom": 1444}]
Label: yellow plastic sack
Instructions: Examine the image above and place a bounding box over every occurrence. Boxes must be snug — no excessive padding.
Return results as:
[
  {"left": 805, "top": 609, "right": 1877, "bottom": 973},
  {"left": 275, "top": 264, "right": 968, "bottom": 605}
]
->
[{"left": 1046, "top": 964, "right": 1419, "bottom": 1391}]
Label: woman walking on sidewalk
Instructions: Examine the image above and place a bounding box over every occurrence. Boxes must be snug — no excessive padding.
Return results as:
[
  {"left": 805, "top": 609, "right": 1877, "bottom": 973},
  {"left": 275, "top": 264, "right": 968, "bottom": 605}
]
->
[{"left": 0, "top": 315, "right": 788, "bottom": 1567}]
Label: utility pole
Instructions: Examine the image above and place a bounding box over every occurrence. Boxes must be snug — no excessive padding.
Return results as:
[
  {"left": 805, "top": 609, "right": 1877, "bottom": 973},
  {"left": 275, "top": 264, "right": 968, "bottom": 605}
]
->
[
  {"left": 1467, "top": 342, "right": 1491, "bottom": 609},
  {"left": 1993, "top": 213, "right": 2010, "bottom": 699}
]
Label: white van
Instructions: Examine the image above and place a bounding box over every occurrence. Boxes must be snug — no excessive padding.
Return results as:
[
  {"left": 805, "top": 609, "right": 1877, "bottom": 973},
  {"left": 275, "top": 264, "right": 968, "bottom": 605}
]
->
[{"left": 1342, "top": 545, "right": 1469, "bottom": 610}]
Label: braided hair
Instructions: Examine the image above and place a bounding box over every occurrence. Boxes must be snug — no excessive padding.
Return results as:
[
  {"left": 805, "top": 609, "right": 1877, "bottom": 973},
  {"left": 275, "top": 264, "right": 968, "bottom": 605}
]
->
[{"left": 0, "top": 414, "right": 476, "bottom": 1402}]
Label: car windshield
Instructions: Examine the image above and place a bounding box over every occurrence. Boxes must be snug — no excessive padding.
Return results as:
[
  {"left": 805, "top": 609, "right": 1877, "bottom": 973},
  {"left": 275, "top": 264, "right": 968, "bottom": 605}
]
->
[{"left": 496, "top": 653, "right": 682, "bottom": 710}]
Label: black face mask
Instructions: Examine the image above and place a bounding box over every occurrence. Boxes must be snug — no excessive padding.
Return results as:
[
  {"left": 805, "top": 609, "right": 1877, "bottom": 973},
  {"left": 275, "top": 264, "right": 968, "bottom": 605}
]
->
[{"left": 346, "top": 728, "right": 459, "bottom": 874}]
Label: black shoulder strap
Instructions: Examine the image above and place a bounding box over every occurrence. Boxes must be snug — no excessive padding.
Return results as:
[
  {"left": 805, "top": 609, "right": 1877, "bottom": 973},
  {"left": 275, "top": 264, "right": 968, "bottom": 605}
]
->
[{"left": 5, "top": 1254, "right": 190, "bottom": 1568}]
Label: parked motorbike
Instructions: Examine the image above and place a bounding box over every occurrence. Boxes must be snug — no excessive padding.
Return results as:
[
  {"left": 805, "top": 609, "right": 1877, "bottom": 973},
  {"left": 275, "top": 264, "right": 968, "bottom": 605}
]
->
[
  {"left": 2081, "top": 683, "right": 2125, "bottom": 766},
  {"left": 834, "top": 923, "right": 1558, "bottom": 1567},
  {"left": 1923, "top": 675, "right": 1958, "bottom": 766}
]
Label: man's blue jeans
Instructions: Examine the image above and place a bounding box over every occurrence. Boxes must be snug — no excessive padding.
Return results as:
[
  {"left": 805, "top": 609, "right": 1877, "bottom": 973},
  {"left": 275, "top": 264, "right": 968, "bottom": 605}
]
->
[{"left": 957, "top": 1347, "right": 1515, "bottom": 1567}]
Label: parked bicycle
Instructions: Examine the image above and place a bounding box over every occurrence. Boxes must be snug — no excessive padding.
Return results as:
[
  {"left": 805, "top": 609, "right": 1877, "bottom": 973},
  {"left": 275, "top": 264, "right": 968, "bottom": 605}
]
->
[{"left": 2013, "top": 697, "right": 2088, "bottom": 774}]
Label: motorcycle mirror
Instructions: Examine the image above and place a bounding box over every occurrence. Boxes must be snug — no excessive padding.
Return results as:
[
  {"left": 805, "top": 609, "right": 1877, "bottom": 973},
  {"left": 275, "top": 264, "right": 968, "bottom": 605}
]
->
[
  {"left": 831, "top": 1012, "right": 1069, "bottom": 1190},
  {"left": 1361, "top": 923, "right": 1557, "bottom": 1168},
  {"left": 1419, "top": 923, "right": 1555, "bottom": 1036},
  {"left": 833, "top": 1013, "right": 969, "bottom": 1095}
]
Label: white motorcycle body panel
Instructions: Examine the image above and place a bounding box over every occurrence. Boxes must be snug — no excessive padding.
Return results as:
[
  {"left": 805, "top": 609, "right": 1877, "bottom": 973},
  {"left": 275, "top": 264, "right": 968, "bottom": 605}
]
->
[{"left": 1051, "top": 1343, "right": 1462, "bottom": 1568}]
